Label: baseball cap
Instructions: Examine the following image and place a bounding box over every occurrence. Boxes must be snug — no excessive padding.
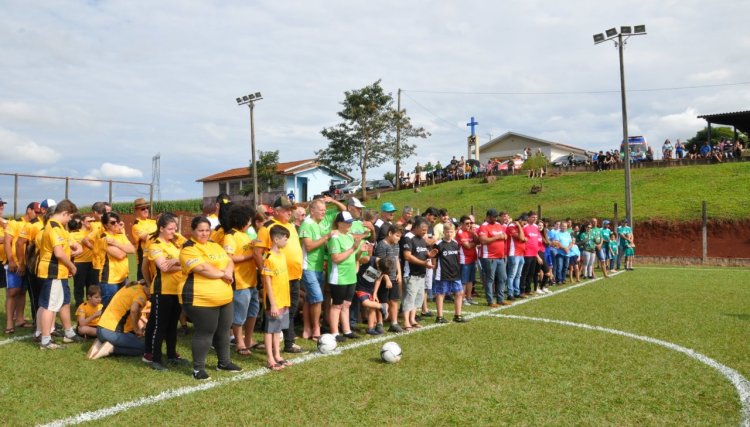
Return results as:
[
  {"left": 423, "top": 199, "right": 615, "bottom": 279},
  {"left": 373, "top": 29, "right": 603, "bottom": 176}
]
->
[
  {"left": 486, "top": 208, "right": 499, "bottom": 217},
  {"left": 380, "top": 202, "right": 397, "bottom": 213},
  {"left": 335, "top": 211, "right": 355, "bottom": 223},
  {"left": 40, "top": 199, "right": 57, "bottom": 210},
  {"left": 602, "top": 220, "right": 610, "bottom": 225},
  {"left": 273, "top": 196, "right": 293, "bottom": 209},
  {"left": 347, "top": 197, "right": 365, "bottom": 209}
]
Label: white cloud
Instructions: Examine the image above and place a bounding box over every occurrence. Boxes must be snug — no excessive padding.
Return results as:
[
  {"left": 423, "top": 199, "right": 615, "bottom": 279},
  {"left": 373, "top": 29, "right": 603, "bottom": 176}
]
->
[
  {"left": 88, "top": 163, "right": 144, "bottom": 179},
  {"left": 0, "top": 128, "right": 61, "bottom": 164},
  {"left": 688, "top": 69, "right": 732, "bottom": 82}
]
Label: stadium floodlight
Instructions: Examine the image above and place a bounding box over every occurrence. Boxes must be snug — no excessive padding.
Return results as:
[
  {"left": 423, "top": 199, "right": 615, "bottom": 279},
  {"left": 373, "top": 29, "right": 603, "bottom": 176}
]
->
[
  {"left": 620, "top": 26, "right": 632, "bottom": 35},
  {"left": 605, "top": 28, "right": 618, "bottom": 38},
  {"left": 236, "top": 91, "right": 264, "bottom": 204},
  {"left": 593, "top": 33, "right": 605, "bottom": 44},
  {"left": 634, "top": 25, "right": 646, "bottom": 34}
]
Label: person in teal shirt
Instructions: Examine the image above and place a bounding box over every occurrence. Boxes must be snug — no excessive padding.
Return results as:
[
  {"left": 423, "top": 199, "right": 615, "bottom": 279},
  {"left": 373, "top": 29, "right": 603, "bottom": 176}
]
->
[
  {"left": 590, "top": 218, "right": 609, "bottom": 278},
  {"left": 616, "top": 220, "right": 633, "bottom": 270},
  {"left": 327, "top": 211, "right": 364, "bottom": 342}
]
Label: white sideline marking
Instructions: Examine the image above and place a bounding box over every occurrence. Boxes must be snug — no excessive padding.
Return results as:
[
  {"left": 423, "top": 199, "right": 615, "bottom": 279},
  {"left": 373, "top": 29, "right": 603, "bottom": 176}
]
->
[
  {"left": 489, "top": 313, "right": 750, "bottom": 427},
  {"left": 0, "top": 333, "right": 34, "bottom": 347},
  {"left": 38, "top": 274, "right": 616, "bottom": 426}
]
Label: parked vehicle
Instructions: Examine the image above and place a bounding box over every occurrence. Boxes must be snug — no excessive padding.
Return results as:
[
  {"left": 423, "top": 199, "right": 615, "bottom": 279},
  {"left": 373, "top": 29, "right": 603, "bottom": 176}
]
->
[
  {"left": 366, "top": 180, "right": 395, "bottom": 190},
  {"left": 341, "top": 180, "right": 362, "bottom": 194},
  {"left": 552, "top": 154, "right": 589, "bottom": 168}
]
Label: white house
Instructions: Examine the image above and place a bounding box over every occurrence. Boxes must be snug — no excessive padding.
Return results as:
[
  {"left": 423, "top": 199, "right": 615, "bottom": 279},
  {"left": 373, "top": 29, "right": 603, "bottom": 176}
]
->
[
  {"left": 196, "top": 159, "right": 350, "bottom": 206},
  {"left": 479, "top": 131, "right": 590, "bottom": 163}
]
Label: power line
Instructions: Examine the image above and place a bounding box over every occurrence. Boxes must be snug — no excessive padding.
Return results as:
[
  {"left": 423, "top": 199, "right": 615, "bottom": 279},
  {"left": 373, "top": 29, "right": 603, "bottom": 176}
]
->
[
  {"left": 402, "top": 92, "right": 464, "bottom": 131},
  {"left": 404, "top": 81, "right": 750, "bottom": 96}
]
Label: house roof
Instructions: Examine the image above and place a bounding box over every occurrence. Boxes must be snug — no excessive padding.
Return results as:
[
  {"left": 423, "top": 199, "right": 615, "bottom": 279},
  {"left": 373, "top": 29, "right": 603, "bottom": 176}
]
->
[
  {"left": 479, "top": 131, "right": 590, "bottom": 154},
  {"left": 697, "top": 110, "right": 750, "bottom": 135},
  {"left": 196, "top": 159, "right": 351, "bottom": 183}
]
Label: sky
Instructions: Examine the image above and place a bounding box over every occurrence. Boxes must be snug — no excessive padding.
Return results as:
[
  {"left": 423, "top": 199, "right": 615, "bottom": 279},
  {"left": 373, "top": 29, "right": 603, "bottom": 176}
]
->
[{"left": 2, "top": 0, "right": 749, "bottom": 214}]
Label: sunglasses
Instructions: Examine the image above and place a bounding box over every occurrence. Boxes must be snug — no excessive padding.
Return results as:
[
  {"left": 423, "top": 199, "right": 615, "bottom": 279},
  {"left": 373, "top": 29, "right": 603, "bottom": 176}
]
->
[
  {"left": 137, "top": 206, "right": 149, "bottom": 211},
  {"left": 108, "top": 220, "right": 119, "bottom": 225}
]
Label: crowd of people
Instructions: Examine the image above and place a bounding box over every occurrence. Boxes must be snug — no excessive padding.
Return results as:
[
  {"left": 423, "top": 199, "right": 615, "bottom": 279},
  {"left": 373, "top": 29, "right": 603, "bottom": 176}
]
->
[{"left": 0, "top": 193, "right": 636, "bottom": 380}]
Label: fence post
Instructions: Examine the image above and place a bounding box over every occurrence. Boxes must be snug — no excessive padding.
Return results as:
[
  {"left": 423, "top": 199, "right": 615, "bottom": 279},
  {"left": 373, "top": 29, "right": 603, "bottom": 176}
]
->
[
  {"left": 149, "top": 184, "right": 154, "bottom": 217},
  {"left": 13, "top": 173, "right": 19, "bottom": 217},
  {"left": 108, "top": 180, "right": 113, "bottom": 204},
  {"left": 470, "top": 205, "right": 474, "bottom": 216},
  {"left": 537, "top": 204, "right": 541, "bottom": 219},
  {"left": 613, "top": 202, "right": 619, "bottom": 229},
  {"left": 702, "top": 201, "right": 708, "bottom": 263},
  {"left": 65, "top": 177, "right": 69, "bottom": 200}
]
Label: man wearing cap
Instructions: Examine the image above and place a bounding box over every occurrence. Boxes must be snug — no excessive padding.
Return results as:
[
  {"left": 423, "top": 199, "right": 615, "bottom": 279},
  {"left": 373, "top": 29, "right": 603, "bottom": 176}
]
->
[
  {"left": 4, "top": 202, "right": 38, "bottom": 332},
  {"left": 478, "top": 209, "right": 510, "bottom": 306},
  {"left": 131, "top": 198, "right": 157, "bottom": 281},
  {"left": 253, "top": 196, "right": 307, "bottom": 354},
  {"left": 346, "top": 197, "right": 372, "bottom": 239},
  {"left": 374, "top": 202, "right": 397, "bottom": 242}
]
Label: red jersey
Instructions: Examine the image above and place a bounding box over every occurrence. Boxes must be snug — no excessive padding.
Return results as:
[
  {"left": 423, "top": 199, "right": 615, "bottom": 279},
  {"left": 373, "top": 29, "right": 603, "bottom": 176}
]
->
[
  {"left": 456, "top": 228, "right": 478, "bottom": 264},
  {"left": 523, "top": 224, "right": 541, "bottom": 256},
  {"left": 505, "top": 222, "right": 526, "bottom": 257},
  {"left": 478, "top": 222, "right": 507, "bottom": 259}
]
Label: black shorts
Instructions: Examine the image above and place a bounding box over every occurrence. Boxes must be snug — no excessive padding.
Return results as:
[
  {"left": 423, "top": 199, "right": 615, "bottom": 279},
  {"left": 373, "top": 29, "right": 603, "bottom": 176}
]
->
[
  {"left": 376, "top": 279, "right": 401, "bottom": 302},
  {"left": 329, "top": 284, "right": 355, "bottom": 305}
]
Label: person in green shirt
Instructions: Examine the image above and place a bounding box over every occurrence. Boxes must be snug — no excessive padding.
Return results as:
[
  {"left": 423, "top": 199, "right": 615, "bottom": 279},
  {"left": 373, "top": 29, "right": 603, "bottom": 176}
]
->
[
  {"left": 590, "top": 218, "right": 609, "bottom": 278},
  {"left": 299, "top": 199, "right": 332, "bottom": 341},
  {"left": 327, "top": 211, "right": 364, "bottom": 342}
]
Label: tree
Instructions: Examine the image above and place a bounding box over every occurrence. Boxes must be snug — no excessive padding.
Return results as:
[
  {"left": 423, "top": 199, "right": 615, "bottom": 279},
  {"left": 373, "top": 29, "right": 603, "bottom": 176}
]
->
[
  {"left": 686, "top": 126, "right": 748, "bottom": 151},
  {"left": 242, "top": 150, "right": 284, "bottom": 195},
  {"left": 383, "top": 171, "right": 396, "bottom": 183},
  {"left": 317, "top": 80, "right": 429, "bottom": 200}
]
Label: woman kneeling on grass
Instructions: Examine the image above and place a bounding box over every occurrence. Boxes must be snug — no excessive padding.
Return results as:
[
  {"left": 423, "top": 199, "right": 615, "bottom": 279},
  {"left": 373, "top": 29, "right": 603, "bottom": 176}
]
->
[
  {"left": 87, "top": 281, "right": 150, "bottom": 359},
  {"left": 179, "top": 216, "right": 241, "bottom": 381}
]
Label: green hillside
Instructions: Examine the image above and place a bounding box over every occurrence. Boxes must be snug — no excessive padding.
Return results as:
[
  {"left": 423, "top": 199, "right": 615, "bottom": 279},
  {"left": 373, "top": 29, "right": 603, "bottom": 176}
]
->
[{"left": 365, "top": 162, "right": 750, "bottom": 222}]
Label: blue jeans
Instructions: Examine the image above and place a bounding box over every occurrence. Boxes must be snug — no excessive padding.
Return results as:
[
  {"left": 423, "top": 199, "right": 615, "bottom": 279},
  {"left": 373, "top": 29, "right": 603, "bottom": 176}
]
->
[
  {"left": 100, "top": 280, "right": 126, "bottom": 309},
  {"left": 506, "top": 256, "right": 525, "bottom": 297},
  {"left": 97, "top": 326, "right": 144, "bottom": 356},
  {"left": 554, "top": 254, "right": 570, "bottom": 283},
  {"left": 480, "top": 258, "right": 507, "bottom": 304}
]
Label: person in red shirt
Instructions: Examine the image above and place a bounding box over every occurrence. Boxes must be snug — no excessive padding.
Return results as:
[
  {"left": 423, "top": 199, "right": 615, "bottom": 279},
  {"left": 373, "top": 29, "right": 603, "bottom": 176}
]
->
[
  {"left": 477, "top": 209, "right": 509, "bottom": 307},
  {"left": 505, "top": 215, "right": 527, "bottom": 299},
  {"left": 520, "top": 212, "right": 542, "bottom": 295},
  {"left": 456, "top": 215, "right": 479, "bottom": 305}
]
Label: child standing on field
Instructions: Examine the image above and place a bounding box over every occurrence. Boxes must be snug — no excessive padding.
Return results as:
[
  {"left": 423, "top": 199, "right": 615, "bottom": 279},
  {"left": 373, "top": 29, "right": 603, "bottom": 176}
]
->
[
  {"left": 433, "top": 223, "right": 466, "bottom": 323},
  {"left": 76, "top": 285, "right": 103, "bottom": 338},
  {"left": 261, "top": 225, "right": 292, "bottom": 371}
]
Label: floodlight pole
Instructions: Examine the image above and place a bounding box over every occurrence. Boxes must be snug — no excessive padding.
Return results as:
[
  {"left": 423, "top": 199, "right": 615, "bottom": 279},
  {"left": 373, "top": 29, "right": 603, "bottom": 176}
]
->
[
  {"left": 248, "top": 101, "right": 259, "bottom": 205},
  {"left": 617, "top": 32, "right": 634, "bottom": 228}
]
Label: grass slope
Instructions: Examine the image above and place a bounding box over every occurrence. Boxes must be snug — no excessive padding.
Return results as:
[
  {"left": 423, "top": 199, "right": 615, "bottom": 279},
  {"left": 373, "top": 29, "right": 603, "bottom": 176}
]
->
[{"left": 372, "top": 162, "right": 750, "bottom": 221}]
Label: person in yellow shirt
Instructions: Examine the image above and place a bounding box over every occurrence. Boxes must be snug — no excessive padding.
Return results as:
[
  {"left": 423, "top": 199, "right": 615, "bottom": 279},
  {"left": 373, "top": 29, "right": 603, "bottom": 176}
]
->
[
  {"left": 36, "top": 200, "right": 83, "bottom": 350},
  {"left": 76, "top": 284, "right": 103, "bottom": 337},
  {"left": 180, "top": 216, "right": 241, "bottom": 380},
  {"left": 69, "top": 214, "right": 97, "bottom": 309},
  {"left": 142, "top": 213, "right": 187, "bottom": 371},
  {"left": 222, "top": 205, "right": 258, "bottom": 356},
  {"left": 81, "top": 201, "right": 111, "bottom": 283},
  {"left": 261, "top": 225, "right": 292, "bottom": 371},
  {"left": 253, "top": 196, "right": 306, "bottom": 354},
  {"left": 14, "top": 202, "right": 43, "bottom": 326},
  {"left": 87, "top": 281, "right": 149, "bottom": 359},
  {"left": 3, "top": 202, "right": 37, "bottom": 333},
  {"left": 97, "top": 212, "right": 135, "bottom": 308},
  {"left": 131, "top": 198, "right": 157, "bottom": 282}
]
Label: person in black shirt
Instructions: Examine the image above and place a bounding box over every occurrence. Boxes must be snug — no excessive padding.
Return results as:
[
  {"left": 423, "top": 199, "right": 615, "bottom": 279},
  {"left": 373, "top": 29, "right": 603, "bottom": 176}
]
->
[
  {"left": 433, "top": 223, "right": 466, "bottom": 323},
  {"left": 401, "top": 217, "right": 436, "bottom": 330}
]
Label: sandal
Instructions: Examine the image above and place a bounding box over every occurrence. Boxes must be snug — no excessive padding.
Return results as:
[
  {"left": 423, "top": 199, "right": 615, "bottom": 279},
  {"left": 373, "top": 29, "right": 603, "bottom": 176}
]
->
[
  {"left": 236, "top": 347, "right": 252, "bottom": 356},
  {"left": 250, "top": 343, "right": 265, "bottom": 350},
  {"left": 266, "top": 362, "right": 284, "bottom": 371},
  {"left": 14, "top": 321, "right": 33, "bottom": 328},
  {"left": 311, "top": 336, "right": 320, "bottom": 342},
  {"left": 276, "top": 359, "right": 293, "bottom": 367},
  {"left": 403, "top": 326, "right": 413, "bottom": 332},
  {"left": 4, "top": 328, "right": 15, "bottom": 335},
  {"left": 412, "top": 323, "right": 423, "bottom": 329}
]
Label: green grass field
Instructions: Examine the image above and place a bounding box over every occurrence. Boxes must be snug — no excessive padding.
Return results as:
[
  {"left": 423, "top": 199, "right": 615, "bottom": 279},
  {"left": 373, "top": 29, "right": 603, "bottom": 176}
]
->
[
  {"left": 371, "top": 162, "right": 750, "bottom": 222},
  {"left": 1, "top": 267, "right": 748, "bottom": 426}
]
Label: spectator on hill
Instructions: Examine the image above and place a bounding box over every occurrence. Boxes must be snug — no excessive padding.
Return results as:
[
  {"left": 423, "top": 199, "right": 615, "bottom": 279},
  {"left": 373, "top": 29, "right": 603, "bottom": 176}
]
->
[
  {"left": 675, "top": 140, "right": 685, "bottom": 159},
  {"left": 662, "top": 139, "right": 673, "bottom": 161}
]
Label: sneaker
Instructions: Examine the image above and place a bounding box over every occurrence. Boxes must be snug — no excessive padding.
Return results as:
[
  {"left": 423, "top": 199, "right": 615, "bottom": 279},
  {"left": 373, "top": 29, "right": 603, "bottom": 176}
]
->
[
  {"left": 167, "top": 356, "right": 190, "bottom": 366},
  {"left": 500, "top": 300, "right": 513, "bottom": 306},
  {"left": 151, "top": 362, "right": 168, "bottom": 371},
  {"left": 51, "top": 330, "right": 64, "bottom": 338},
  {"left": 193, "top": 369, "right": 211, "bottom": 380},
  {"left": 343, "top": 332, "right": 359, "bottom": 339},
  {"left": 435, "top": 316, "right": 449, "bottom": 324},
  {"left": 366, "top": 328, "right": 382, "bottom": 336},
  {"left": 142, "top": 353, "right": 154, "bottom": 363},
  {"left": 63, "top": 334, "right": 83, "bottom": 343},
  {"left": 39, "top": 341, "right": 63, "bottom": 350},
  {"left": 335, "top": 334, "right": 347, "bottom": 343},
  {"left": 283, "top": 344, "right": 309, "bottom": 354},
  {"left": 453, "top": 315, "right": 467, "bottom": 323},
  {"left": 489, "top": 303, "right": 500, "bottom": 308},
  {"left": 217, "top": 362, "right": 243, "bottom": 372},
  {"left": 388, "top": 324, "right": 403, "bottom": 333},
  {"left": 375, "top": 323, "right": 385, "bottom": 334},
  {"left": 535, "top": 289, "right": 545, "bottom": 295},
  {"left": 420, "top": 311, "right": 434, "bottom": 317}
]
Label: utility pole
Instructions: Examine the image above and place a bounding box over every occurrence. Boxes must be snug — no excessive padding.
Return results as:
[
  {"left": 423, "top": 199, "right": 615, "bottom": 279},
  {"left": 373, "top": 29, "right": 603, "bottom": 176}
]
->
[{"left": 395, "top": 88, "right": 402, "bottom": 190}]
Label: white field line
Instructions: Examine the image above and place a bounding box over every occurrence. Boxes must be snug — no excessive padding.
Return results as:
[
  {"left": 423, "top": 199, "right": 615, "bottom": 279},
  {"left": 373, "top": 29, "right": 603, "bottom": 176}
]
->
[
  {"left": 488, "top": 313, "right": 750, "bottom": 427},
  {"left": 0, "top": 333, "right": 34, "bottom": 347},
  {"left": 38, "top": 273, "right": 616, "bottom": 426}
]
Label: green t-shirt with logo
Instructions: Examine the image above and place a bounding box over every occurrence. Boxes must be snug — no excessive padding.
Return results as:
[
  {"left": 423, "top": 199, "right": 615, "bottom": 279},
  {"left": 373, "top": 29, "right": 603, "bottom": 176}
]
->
[
  {"left": 327, "top": 232, "right": 358, "bottom": 285},
  {"left": 299, "top": 217, "right": 325, "bottom": 272}
]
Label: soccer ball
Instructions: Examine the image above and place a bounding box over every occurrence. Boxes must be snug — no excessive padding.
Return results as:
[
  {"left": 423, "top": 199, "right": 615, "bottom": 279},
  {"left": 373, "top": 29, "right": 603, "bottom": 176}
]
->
[
  {"left": 317, "top": 333, "right": 338, "bottom": 354},
  {"left": 380, "top": 341, "right": 402, "bottom": 363}
]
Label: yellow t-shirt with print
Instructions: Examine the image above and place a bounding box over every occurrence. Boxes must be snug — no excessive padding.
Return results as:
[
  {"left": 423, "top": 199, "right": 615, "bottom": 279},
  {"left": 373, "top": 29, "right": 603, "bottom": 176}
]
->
[
  {"left": 76, "top": 301, "right": 103, "bottom": 327},
  {"left": 98, "top": 285, "right": 148, "bottom": 333},
  {"left": 87, "top": 222, "right": 105, "bottom": 270},
  {"left": 98, "top": 232, "right": 131, "bottom": 284},
  {"left": 179, "top": 239, "right": 233, "bottom": 307},
  {"left": 131, "top": 218, "right": 157, "bottom": 256},
  {"left": 261, "top": 250, "right": 290, "bottom": 309},
  {"left": 222, "top": 229, "right": 257, "bottom": 290},
  {"left": 255, "top": 219, "right": 302, "bottom": 280},
  {"left": 147, "top": 238, "right": 183, "bottom": 295},
  {"left": 70, "top": 229, "right": 94, "bottom": 263},
  {"left": 36, "top": 220, "right": 72, "bottom": 280}
]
